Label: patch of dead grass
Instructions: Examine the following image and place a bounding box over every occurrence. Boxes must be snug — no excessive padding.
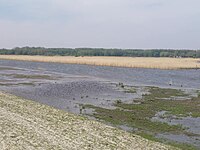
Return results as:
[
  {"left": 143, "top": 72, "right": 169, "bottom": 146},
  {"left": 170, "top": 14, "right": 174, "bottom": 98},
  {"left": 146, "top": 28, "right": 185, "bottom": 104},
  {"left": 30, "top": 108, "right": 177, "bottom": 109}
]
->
[{"left": 0, "top": 55, "right": 200, "bottom": 69}]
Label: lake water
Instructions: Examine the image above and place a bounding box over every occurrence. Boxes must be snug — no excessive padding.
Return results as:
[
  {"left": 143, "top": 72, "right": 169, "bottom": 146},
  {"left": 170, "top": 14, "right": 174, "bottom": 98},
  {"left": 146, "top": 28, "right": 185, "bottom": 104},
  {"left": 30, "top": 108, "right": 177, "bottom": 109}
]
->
[{"left": 1, "top": 59, "right": 200, "bottom": 89}]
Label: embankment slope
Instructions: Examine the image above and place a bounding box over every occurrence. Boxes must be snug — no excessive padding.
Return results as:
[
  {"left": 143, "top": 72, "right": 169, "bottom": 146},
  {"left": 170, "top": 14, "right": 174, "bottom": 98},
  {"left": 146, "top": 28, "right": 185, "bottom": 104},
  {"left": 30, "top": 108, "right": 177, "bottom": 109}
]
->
[{"left": 0, "top": 92, "right": 176, "bottom": 150}]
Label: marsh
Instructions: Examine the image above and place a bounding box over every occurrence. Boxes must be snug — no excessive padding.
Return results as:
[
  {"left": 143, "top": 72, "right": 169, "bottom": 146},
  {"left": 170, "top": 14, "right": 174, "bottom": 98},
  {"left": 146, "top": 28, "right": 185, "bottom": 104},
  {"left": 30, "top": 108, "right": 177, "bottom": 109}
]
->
[{"left": 0, "top": 59, "right": 200, "bottom": 149}]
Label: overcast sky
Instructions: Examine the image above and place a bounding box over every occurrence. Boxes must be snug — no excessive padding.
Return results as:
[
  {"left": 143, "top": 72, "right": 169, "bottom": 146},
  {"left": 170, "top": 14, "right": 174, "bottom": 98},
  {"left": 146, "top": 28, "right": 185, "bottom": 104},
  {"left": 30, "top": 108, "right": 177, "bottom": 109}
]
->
[{"left": 0, "top": 0, "right": 200, "bottom": 49}]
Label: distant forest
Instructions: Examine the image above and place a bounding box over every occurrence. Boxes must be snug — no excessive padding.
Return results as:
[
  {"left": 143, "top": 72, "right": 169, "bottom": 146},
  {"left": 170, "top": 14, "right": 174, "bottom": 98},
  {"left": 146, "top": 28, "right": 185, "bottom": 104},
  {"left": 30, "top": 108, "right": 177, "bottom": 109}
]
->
[{"left": 0, "top": 47, "right": 200, "bottom": 58}]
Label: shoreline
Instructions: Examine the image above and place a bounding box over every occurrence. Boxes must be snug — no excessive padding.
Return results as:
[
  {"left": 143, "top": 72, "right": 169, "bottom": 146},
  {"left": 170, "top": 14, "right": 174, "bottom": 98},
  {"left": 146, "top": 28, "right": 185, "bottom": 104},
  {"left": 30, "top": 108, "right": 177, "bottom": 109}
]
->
[{"left": 0, "top": 91, "right": 174, "bottom": 150}]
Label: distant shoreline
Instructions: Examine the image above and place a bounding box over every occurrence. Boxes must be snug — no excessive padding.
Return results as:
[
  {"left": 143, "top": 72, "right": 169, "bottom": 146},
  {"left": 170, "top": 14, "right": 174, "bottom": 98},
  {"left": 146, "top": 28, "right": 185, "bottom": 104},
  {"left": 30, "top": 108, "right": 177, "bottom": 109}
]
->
[
  {"left": 0, "top": 55, "right": 200, "bottom": 70},
  {"left": 1, "top": 47, "right": 200, "bottom": 58}
]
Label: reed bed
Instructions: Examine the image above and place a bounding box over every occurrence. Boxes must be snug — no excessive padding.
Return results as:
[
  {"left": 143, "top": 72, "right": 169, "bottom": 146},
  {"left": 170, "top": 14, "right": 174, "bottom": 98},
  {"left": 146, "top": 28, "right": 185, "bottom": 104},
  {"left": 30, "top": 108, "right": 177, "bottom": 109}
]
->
[{"left": 0, "top": 55, "right": 200, "bottom": 69}]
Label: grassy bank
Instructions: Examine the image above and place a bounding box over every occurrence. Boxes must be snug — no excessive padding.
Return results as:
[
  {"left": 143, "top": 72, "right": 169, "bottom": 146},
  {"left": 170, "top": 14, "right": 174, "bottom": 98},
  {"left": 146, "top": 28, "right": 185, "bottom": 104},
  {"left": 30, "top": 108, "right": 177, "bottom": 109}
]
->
[
  {"left": 0, "top": 55, "right": 200, "bottom": 69},
  {"left": 0, "top": 92, "right": 174, "bottom": 150}
]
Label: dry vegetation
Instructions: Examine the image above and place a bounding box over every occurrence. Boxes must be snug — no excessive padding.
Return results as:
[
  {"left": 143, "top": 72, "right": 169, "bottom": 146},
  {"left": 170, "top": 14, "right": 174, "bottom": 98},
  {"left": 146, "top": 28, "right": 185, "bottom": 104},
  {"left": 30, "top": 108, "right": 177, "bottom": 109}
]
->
[
  {"left": 0, "top": 92, "right": 176, "bottom": 150},
  {"left": 0, "top": 55, "right": 200, "bottom": 69}
]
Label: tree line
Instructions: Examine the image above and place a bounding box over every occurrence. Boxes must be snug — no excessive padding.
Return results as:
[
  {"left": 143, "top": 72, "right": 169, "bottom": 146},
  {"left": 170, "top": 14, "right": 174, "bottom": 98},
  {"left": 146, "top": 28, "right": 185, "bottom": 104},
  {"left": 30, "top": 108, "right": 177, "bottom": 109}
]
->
[{"left": 0, "top": 47, "right": 200, "bottom": 58}]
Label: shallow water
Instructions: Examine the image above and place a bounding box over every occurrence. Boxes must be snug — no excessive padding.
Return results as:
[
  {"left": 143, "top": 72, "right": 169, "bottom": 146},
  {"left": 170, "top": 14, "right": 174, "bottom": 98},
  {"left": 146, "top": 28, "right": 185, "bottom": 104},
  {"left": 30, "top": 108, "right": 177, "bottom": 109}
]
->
[
  {"left": 152, "top": 112, "right": 200, "bottom": 135},
  {"left": 157, "top": 134, "right": 200, "bottom": 148},
  {"left": 0, "top": 59, "right": 200, "bottom": 148},
  {"left": 0, "top": 59, "right": 200, "bottom": 89},
  {"left": 152, "top": 111, "right": 200, "bottom": 148},
  {"left": 0, "top": 61, "right": 137, "bottom": 114}
]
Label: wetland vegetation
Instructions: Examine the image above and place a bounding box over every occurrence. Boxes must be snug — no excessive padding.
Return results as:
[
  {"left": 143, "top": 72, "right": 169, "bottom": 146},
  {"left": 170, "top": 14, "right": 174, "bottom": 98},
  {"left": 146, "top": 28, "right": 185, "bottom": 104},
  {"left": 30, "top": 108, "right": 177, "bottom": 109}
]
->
[
  {"left": 85, "top": 87, "right": 200, "bottom": 150},
  {"left": 0, "top": 60, "right": 200, "bottom": 149},
  {"left": 0, "top": 55, "right": 200, "bottom": 69},
  {"left": 4, "top": 74, "right": 54, "bottom": 80}
]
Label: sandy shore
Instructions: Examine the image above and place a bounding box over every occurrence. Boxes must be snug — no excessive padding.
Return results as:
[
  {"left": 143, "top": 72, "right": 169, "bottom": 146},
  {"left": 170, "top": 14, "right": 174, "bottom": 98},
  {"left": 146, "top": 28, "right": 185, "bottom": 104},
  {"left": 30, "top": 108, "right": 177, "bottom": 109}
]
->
[
  {"left": 0, "top": 55, "right": 200, "bottom": 69},
  {"left": 0, "top": 92, "right": 176, "bottom": 150}
]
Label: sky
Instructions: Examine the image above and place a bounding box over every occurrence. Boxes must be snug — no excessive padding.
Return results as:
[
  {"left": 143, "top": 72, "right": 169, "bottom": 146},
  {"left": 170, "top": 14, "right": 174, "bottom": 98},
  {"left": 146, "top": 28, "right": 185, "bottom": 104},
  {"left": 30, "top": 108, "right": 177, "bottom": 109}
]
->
[{"left": 0, "top": 0, "right": 200, "bottom": 49}]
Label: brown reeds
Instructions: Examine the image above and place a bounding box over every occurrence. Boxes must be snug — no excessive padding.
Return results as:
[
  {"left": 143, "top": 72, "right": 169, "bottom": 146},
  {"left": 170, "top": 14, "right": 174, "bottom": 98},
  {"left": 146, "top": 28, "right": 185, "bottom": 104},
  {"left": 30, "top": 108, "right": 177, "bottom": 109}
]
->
[{"left": 0, "top": 55, "right": 200, "bottom": 69}]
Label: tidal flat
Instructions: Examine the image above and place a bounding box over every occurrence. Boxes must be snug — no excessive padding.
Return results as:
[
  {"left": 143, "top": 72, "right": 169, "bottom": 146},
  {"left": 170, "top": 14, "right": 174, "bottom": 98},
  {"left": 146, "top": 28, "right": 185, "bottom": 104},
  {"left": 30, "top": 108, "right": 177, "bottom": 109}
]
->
[{"left": 0, "top": 59, "right": 200, "bottom": 149}]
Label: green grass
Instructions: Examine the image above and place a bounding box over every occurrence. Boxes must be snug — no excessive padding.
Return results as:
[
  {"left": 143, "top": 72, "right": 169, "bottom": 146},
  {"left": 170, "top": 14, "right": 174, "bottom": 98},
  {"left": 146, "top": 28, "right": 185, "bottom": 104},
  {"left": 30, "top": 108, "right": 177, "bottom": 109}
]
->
[
  {"left": 120, "top": 87, "right": 200, "bottom": 118},
  {"left": 86, "top": 104, "right": 184, "bottom": 134}
]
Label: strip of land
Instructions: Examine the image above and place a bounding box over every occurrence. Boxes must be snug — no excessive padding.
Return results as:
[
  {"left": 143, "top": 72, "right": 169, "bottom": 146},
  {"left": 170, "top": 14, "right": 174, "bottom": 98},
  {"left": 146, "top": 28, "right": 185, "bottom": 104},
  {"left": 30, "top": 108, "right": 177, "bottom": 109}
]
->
[
  {"left": 0, "top": 92, "right": 175, "bottom": 150},
  {"left": 0, "top": 55, "right": 200, "bottom": 69}
]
